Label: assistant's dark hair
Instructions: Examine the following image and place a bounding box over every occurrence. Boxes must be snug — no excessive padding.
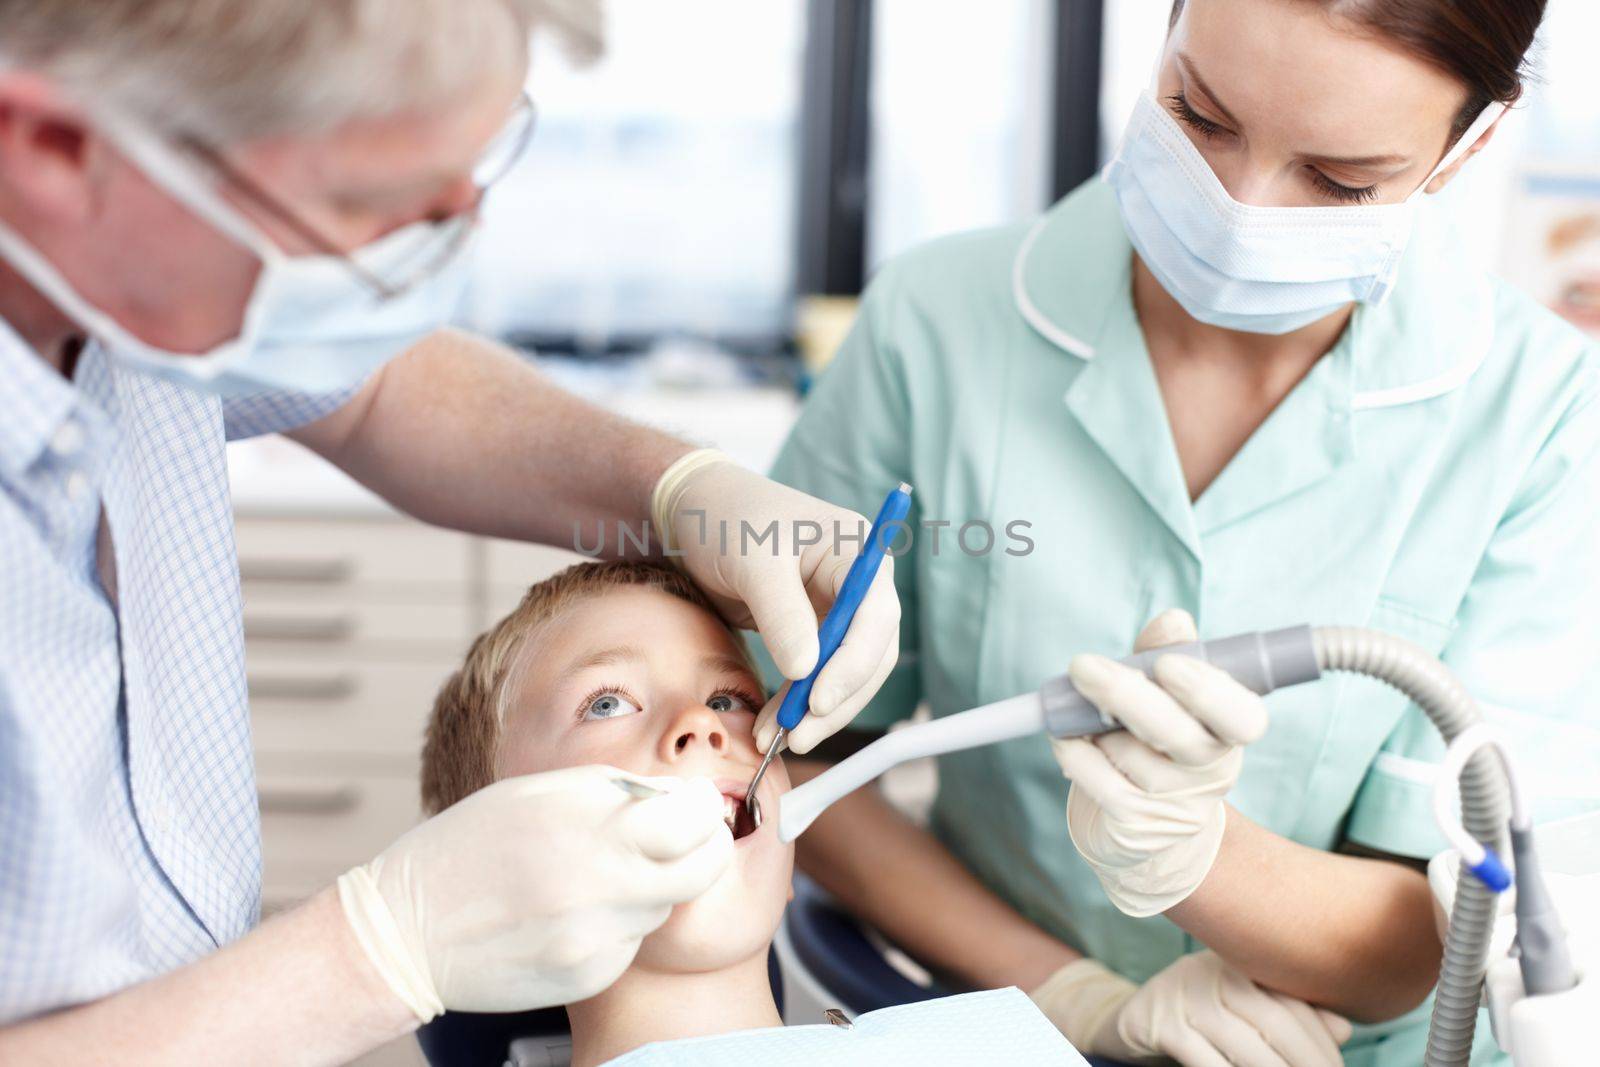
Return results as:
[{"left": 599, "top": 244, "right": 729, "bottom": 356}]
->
[{"left": 1168, "top": 0, "right": 1546, "bottom": 142}]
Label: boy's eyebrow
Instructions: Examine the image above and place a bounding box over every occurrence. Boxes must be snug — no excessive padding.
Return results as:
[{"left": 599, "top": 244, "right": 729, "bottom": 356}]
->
[
  {"left": 558, "top": 645, "right": 645, "bottom": 682},
  {"left": 702, "top": 653, "right": 757, "bottom": 678}
]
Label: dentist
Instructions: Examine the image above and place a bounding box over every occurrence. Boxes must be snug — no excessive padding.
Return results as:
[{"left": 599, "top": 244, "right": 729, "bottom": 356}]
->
[
  {"left": 0, "top": 1, "right": 897, "bottom": 1062},
  {"left": 772, "top": 0, "right": 1600, "bottom": 1064}
]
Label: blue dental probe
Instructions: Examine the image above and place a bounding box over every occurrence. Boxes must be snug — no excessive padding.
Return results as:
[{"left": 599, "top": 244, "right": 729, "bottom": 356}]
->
[{"left": 744, "top": 482, "right": 913, "bottom": 822}]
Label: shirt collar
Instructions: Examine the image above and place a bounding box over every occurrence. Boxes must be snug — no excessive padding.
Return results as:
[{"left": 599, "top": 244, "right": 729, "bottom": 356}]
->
[
  {"left": 0, "top": 315, "right": 79, "bottom": 477},
  {"left": 1012, "top": 176, "right": 1495, "bottom": 410}
]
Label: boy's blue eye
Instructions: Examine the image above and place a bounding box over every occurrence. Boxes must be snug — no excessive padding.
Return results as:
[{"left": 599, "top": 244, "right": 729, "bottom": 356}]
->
[
  {"left": 707, "top": 693, "right": 753, "bottom": 714},
  {"left": 583, "top": 693, "right": 642, "bottom": 721}
]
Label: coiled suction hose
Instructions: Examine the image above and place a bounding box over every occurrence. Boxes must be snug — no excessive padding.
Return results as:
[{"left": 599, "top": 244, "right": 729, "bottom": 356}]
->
[{"left": 1312, "top": 627, "right": 1507, "bottom": 1067}]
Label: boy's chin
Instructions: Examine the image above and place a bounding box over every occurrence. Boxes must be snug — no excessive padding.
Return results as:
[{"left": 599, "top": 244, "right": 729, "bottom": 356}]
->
[{"left": 632, "top": 864, "right": 787, "bottom": 974}]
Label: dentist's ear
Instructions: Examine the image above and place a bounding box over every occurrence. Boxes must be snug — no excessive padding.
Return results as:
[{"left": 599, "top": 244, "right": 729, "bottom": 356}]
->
[
  {"left": 1424, "top": 103, "right": 1510, "bottom": 195},
  {"left": 0, "top": 72, "right": 107, "bottom": 224}
]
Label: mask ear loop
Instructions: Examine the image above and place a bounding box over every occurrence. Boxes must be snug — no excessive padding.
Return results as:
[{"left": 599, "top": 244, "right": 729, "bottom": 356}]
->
[
  {"left": 95, "top": 111, "right": 285, "bottom": 267},
  {"left": 1409, "top": 101, "right": 1508, "bottom": 201}
]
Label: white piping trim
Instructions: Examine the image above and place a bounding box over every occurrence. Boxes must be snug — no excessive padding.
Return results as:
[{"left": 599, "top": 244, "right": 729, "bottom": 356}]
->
[
  {"left": 1352, "top": 277, "right": 1496, "bottom": 411},
  {"left": 1012, "top": 214, "right": 1095, "bottom": 359},
  {"left": 1352, "top": 325, "right": 1493, "bottom": 410}
]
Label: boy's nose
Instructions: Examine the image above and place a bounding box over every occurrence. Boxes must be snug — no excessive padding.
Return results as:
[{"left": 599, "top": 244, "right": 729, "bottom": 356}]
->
[{"left": 659, "top": 703, "right": 729, "bottom": 762}]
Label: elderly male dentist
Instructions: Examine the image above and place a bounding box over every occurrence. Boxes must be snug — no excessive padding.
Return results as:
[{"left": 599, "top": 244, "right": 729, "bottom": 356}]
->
[{"left": 0, "top": 1, "right": 899, "bottom": 1061}]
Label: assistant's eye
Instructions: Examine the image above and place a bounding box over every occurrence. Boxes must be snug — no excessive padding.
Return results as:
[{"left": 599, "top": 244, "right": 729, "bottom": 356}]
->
[
  {"left": 579, "top": 689, "right": 643, "bottom": 722},
  {"left": 1166, "top": 91, "right": 1230, "bottom": 140},
  {"left": 707, "top": 689, "right": 759, "bottom": 714},
  {"left": 1307, "top": 168, "right": 1380, "bottom": 205}
]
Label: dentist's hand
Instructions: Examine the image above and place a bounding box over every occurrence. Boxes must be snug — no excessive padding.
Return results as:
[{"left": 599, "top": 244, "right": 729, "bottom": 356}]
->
[
  {"left": 1051, "top": 610, "right": 1269, "bottom": 916},
  {"left": 337, "top": 766, "right": 733, "bottom": 1020},
  {"left": 1031, "top": 952, "right": 1352, "bottom": 1067},
  {"left": 652, "top": 449, "right": 900, "bottom": 754}
]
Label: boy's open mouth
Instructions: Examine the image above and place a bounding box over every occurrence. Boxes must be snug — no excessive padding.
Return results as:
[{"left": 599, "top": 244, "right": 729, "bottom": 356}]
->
[{"left": 720, "top": 788, "right": 761, "bottom": 841}]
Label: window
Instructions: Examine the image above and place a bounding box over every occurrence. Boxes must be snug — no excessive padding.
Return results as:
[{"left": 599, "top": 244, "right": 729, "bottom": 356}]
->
[
  {"left": 866, "top": 0, "right": 1053, "bottom": 269},
  {"left": 458, "top": 1, "right": 806, "bottom": 355}
]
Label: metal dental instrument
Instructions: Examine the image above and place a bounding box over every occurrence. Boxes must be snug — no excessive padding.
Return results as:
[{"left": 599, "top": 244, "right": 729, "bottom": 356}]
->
[
  {"left": 609, "top": 777, "right": 667, "bottom": 800},
  {"left": 745, "top": 482, "right": 914, "bottom": 827}
]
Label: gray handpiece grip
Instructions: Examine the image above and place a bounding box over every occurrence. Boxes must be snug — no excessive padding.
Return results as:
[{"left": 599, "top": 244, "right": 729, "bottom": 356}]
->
[{"left": 1040, "top": 625, "right": 1321, "bottom": 738}]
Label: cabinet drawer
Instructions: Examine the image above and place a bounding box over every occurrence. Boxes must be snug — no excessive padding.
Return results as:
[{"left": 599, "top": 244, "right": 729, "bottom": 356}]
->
[
  {"left": 243, "top": 596, "right": 474, "bottom": 655},
  {"left": 248, "top": 656, "right": 456, "bottom": 759},
  {"left": 236, "top": 517, "right": 473, "bottom": 589},
  {"left": 257, "top": 764, "right": 420, "bottom": 901}
]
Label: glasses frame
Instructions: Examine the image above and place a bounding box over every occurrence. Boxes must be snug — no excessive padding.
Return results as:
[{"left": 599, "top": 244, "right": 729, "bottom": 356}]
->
[{"left": 179, "top": 91, "right": 537, "bottom": 301}]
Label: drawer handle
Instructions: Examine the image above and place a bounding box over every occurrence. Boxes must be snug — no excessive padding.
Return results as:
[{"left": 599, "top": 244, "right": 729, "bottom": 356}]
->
[
  {"left": 248, "top": 672, "right": 358, "bottom": 701},
  {"left": 243, "top": 614, "right": 355, "bottom": 642},
  {"left": 239, "top": 558, "right": 354, "bottom": 584},
  {"left": 258, "top": 781, "right": 360, "bottom": 816}
]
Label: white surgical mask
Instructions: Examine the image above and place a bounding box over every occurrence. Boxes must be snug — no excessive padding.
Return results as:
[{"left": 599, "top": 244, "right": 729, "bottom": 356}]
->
[
  {"left": 1104, "top": 89, "right": 1504, "bottom": 335},
  {"left": 0, "top": 115, "right": 474, "bottom": 396}
]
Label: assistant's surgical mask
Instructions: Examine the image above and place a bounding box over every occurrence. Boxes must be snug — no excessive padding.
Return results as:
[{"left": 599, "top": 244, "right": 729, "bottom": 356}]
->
[
  {"left": 0, "top": 112, "right": 477, "bottom": 396},
  {"left": 1104, "top": 90, "right": 1504, "bottom": 334}
]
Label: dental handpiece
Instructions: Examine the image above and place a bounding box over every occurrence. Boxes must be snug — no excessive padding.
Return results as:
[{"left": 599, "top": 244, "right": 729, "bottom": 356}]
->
[{"left": 776, "top": 625, "right": 1322, "bottom": 842}]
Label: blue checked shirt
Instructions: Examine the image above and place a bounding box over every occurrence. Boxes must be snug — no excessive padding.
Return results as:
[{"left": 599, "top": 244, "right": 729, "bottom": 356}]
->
[{"left": 0, "top": 320, "right": 355, "bottom": 1021}]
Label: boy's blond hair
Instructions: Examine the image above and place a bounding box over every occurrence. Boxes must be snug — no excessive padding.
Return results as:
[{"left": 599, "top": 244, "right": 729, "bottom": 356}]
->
[{"left": 421, "top": 560, "right": 736, "bottom": 815}]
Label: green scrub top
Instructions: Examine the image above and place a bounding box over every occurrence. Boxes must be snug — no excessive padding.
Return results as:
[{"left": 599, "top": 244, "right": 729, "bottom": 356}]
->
[{"left": 764, "top": 178, "right": 1600, "bottom": 1065}]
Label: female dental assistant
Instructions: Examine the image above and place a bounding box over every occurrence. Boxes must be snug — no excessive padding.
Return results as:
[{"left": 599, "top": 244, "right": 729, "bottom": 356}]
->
[
  {"left": 0, "top": 2, "right": 899, "bottom": 1062},
  {"left": 769, "top": 0, "right": 1599, "bottom": 1064}
]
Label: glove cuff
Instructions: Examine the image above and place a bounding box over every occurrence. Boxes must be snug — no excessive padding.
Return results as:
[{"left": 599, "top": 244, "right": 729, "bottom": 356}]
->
[
  {"left": 649, "top": 448, "right": 731, "bottom": 554},
  {"left": 1086, "top": 804, "right": 1229, "bottom": 918},
  {"left": 337, "top": 864, "right": 445, "bottom": 1024},
  {"left": 1029, "top": 957, "right": 1138, "bottom": 1052}
]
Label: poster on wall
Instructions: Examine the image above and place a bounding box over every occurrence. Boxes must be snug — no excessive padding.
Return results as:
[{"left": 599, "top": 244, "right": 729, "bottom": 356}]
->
[{"left": 1501, "top": 167, "right": 1600, "bottom": 339}]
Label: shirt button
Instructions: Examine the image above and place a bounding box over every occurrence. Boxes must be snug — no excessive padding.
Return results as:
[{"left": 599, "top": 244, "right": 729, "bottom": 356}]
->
[
  {"left": 64, "top": 471, "right": 90, "bottom": 500},
  {"left": 50, "top": 420, "right": 84, "bottom": 457}
]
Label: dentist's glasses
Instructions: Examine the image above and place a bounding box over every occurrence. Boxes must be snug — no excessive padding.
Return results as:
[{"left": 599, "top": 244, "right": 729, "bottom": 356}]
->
[{"left": 180, "top": 91, "right": 538, "bottom": 301}]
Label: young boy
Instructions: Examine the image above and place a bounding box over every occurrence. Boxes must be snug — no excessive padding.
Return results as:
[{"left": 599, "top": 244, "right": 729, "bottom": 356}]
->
[{"left": 421, "top": 560, "right": 1078, "bottom": 1066}]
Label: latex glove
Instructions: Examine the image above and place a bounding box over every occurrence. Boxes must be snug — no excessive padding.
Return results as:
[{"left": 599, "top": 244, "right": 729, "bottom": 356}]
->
[
  {"left": 1030, "top": 953, "right": 1353, "bottom": 1067},
  {"left": 1051, "top": 610, "right": 1269, "bottom": 916},
  {"left": 652, "top": 449, "right": 900, "bottom": 753},
  {"left": 337, "top": 766, "right": 733, "bottom": 1021}
]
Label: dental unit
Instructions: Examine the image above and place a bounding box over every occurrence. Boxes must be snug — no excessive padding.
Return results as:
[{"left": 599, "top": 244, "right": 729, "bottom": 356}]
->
[{"left": 777, "top": 621, "right": 1592, "bottom": 1067}]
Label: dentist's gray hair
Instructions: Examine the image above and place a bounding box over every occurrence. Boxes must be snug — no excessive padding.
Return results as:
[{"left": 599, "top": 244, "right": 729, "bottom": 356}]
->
[{"left": 0, "top": 0, "right": 602, "bottom": 142}]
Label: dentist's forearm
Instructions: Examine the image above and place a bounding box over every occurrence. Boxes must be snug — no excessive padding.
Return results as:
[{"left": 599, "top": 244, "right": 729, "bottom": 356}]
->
[
  {"left": 787, "top": 759, "right": 1079, "bottom": 991},
  {"left": 0, "top": 887, "right": 415, "bottom": 1065},
  {"left": 1165, "top": 807, "right": 1441, "bottom": 1022},
  {"left": 291, "top": 328, "right": 693, "bottom": 551}
]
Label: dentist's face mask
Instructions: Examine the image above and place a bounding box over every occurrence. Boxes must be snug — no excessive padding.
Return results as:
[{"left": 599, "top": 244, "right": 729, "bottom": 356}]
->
[
  {"left": 1104, "top": 90, "right": 1504, "bottom": 335},
  {"left": 0, "top": 102, "right": 528, "bottom": 396}
]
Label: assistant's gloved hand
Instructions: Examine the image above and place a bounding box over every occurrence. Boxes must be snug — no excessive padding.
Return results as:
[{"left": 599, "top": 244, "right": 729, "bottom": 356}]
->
[
  {"left": 337, "top": 766, "right": 733, "bottom": 1021},
  {"left": 652, "top": 449, "right": 900, "bottom": 754},
  {"left": 1050, "top": 609, "right": 1269, "bottom": 916},
  {"left": 1030, "top": 952, "right": 1353, "bottom": 1067}
]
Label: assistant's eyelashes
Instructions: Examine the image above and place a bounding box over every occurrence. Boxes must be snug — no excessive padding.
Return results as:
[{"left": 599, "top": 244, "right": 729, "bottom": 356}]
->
[
  {"left": 1167, "top": 91, "right": 1228, "bottom": 139},
  {"left": 1306, "top": 168, "right": 1380, "bottom": 204}
]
